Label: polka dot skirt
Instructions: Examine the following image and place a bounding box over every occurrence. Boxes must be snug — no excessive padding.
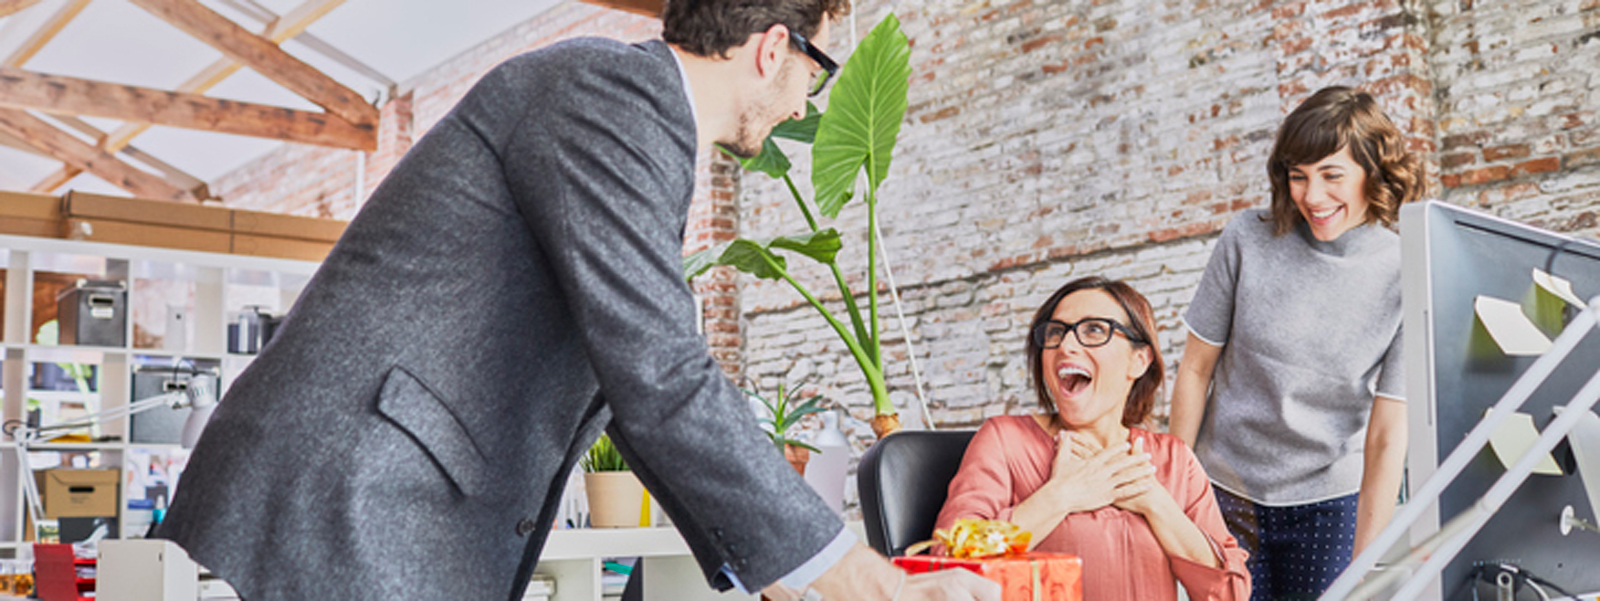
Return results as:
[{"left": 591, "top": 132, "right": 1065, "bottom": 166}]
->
[{"left": 1214, "top": 487, "right": 1359, "bottom": 601}]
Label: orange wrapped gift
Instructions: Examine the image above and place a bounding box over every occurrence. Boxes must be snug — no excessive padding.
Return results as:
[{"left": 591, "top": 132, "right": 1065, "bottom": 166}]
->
[
  {"left": 893, "top": 553, "right": 1082, "bottom": 601},
  {"left": 894, "top": 519, "right": 1082, "bottom": 601}
]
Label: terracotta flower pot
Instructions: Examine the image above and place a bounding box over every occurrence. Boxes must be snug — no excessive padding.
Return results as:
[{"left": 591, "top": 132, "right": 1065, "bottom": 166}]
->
[
  {"left": 784, "top": 444, "right": 811, "bottom": 476},
  {"left": 585, "top": 471, "right": 646, "bottom": 528}
]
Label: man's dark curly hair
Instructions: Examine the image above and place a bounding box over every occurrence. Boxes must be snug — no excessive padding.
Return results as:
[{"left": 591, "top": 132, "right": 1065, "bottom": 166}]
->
[{"left": 662, "top": 0, "right": 852, "bottom": 59}]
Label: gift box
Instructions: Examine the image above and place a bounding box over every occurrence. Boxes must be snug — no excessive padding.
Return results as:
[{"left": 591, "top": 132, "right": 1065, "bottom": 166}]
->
[{"left": 893, "top": 553, "right": 1082, "bottom": 601}]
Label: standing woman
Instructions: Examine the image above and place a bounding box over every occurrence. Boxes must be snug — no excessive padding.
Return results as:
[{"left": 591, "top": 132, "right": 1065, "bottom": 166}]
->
[{"left": 1168, "top": 86, "right": 1423, "bottom": 600}]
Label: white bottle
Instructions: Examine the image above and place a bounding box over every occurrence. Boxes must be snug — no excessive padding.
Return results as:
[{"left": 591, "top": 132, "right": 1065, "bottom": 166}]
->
[{"left": 804, "top": 411, "right": 852, "bottom": 516}]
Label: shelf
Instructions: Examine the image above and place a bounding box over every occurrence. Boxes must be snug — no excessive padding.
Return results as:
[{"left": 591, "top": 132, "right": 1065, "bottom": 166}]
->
[
  {"left": 1, "top": 344, "right": 230, "bottom": 363},
  {"left": 0, "top": 234, "right": 320, "bottom": 276}
]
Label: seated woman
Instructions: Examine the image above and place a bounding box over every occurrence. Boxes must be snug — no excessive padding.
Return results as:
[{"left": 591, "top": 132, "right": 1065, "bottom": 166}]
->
[{"left": 934, "top": 276, "right": 1249, "bottom": 600}]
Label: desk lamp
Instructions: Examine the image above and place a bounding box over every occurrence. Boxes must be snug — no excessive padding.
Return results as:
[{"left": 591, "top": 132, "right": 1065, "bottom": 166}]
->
[{"left": 5, "top": 373, "right": 217, "bottom": 540}]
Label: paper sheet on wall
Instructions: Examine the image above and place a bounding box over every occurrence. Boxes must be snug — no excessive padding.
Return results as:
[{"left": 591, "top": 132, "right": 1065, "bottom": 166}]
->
[
  {"left": 1485, "top": 409, "right": 1563, "bottom": 476},
  {"left": 1532, "top": 268, "right": 1586, "bottom": 308},
  {"left": 1475, "top": 295, "right": 1553, "bottom": 355},
  {"left": 1554, "top": 406, "right": 1600, "bottom": 523}
]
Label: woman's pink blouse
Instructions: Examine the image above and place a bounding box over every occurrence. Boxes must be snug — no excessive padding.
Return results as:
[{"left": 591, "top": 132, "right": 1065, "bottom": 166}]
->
[{"left": 934, "top": 415, "right": 1250, "bottom": 600}]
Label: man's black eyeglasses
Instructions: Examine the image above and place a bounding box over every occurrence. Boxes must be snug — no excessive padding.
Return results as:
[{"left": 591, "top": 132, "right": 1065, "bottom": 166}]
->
[
  {"left": 789, "top": 30, "right": 839, "bottom": 97},
  {"left": 1032, "top": 318, "right": 1147, "bottom": 349}
]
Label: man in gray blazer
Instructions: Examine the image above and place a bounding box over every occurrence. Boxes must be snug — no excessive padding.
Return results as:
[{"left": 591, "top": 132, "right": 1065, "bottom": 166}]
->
[{"left": 160, "top": 0, "right": 998, "bottom": 599}]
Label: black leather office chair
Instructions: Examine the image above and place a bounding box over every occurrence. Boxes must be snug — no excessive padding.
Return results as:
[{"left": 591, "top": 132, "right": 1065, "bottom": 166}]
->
[{"left": 857, "top": 429, "right": 977, "bottom": 557}]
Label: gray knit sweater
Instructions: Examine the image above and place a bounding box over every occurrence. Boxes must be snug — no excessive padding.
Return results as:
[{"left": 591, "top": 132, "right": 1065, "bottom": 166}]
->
[{"left": 1184, "top": 209, "right": 1405, "bottom": 505}]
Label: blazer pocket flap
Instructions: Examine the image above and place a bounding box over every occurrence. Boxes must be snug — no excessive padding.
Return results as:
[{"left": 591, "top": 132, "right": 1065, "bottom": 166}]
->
[{"left": 375, "top": 367, "right": 490, "bottom": 497}]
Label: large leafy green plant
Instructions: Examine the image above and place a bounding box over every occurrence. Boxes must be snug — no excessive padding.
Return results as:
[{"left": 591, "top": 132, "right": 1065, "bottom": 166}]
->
[{"left": 683, "top": 15, "right": 912, "bottom": 438}]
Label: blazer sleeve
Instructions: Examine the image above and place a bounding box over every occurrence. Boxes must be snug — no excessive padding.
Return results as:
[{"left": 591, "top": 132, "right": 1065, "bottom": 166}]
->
[
  {"left": 1166, "top": 442, "right": 1251, "bottom": 600},
  {"left": 488, "top": 41, "right": 842, "bottom": 590}
]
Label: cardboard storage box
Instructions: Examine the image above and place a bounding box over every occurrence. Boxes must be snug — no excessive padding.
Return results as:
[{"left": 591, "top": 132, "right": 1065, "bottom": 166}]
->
[
  {"left": 0, "top": 191, "right": 63, "bottom": 238},
  {"left": 35, "top": 469, "right": 119, "bottom": 518}
]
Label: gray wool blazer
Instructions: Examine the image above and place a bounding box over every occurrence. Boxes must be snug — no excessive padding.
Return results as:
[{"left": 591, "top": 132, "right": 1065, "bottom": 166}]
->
[{"left": 160, "top": 38, "right": 843, "bottom": 601}]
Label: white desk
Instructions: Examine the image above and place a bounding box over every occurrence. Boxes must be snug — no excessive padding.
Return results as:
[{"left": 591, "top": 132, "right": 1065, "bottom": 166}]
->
[{"left": 95, "top": 529, "right": 758, "bottom": 601}]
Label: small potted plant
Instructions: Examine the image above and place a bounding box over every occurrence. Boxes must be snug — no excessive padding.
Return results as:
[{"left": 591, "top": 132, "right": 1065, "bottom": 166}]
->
[
  {"left": 580, "top": 434, "right": 646, "bottom": 528},
  {"left": 743, "top": 382, "right": 828, "bottom": 475}
]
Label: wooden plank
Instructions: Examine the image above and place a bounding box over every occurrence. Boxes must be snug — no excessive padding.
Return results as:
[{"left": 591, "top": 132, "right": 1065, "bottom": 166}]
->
[
  {"left": 28, "top": 165, "right": 76, "bottom": 194},
  {"left": 232, "top": 208, "right": 346, "bottom": 242},
  {"left": 216, "top": 0, "right": 393, "bottom": 87},
  {"left": 0, "top": 109, "right": 191, "bottom": 202},
  {"left": 2, "top": 0, "right": 89, "bottom": 68},
  {"left": 50, "top": 116, "right": 211, "bottom": 199},
  {"left": 63, "top": 191, "right": 232, "bottom": 231},
  {"left": 127, "top": 0, "right": 376, "bottom": 130},
  {"left": 100, "top": 0, "right": 347, "bottom": 153},
  {"left": 0, "top": 66, "right": 377, "bottom": 150},
  {"left": 63, "top": 218, "right": 231, "bottom": 253},
  {"left": 0, "top": 0, "right": 43, "bottom": 20}
]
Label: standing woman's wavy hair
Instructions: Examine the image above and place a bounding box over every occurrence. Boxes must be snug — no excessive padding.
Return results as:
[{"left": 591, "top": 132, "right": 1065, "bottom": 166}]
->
[{"left": 1266, "top": 86, "right": 1424, "bottom": 236}]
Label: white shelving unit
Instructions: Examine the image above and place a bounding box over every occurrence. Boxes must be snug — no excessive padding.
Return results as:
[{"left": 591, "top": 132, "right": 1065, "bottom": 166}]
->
[
  {"left": 0, "top": 233, "right": 320, "bottom": 545},
  {"left": 97, "top": 529, "right": 758, "bottom": 601}
]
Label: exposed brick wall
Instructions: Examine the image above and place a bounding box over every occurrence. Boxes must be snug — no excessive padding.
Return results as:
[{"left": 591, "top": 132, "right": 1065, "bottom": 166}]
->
[
  {"left": 1430, "top": 0, "right": 1600, "bottom": 237},
  {"left": 202, "top": 0, "right": 1600, "bottom": 517}
]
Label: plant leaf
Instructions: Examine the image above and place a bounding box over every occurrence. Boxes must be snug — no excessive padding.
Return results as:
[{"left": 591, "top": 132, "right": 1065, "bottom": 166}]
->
[
  {"left": 769, "top": 228, "right": 842, "bottom": 264},
  {"left": 811, "top": 13, "right": 911, "bottom": 218},
  {"left": 682, "top": 230, "right": 843, "bottom": 281},
  {"left": 771, "top": 102, "right": 822, "bottom": 143},
  {"left": 725, "top": 137, "right": 792, "bottom": 179}
]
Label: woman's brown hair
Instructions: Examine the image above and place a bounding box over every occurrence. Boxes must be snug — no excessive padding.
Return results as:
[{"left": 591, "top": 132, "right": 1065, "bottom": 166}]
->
[
  {"left": 1026, "top": 276, "right": 1164, "bottom": 428},
  {"left": 1266, "top": 86, "right": 1424, "bottom": 236}
]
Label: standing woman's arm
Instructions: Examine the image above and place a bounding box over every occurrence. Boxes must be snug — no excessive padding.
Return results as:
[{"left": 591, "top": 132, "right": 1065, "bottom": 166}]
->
[
  {"left": 1170, "top": 333, "right": 1222, "bottom": 448},
  {"left": 1353, "top": 394, "right": 1406, "bottom": 558}
]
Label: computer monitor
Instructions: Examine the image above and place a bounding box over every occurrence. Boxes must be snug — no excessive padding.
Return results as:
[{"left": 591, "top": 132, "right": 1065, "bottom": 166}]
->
[{"left": 1402, "top": 200, "right": 1600, "bottom": 599}]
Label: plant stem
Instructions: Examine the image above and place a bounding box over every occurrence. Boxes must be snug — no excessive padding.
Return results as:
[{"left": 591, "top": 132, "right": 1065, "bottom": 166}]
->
[
  {"left": 783, "top": 173, "right": 819, "bottom": 232},
  {"left": 757, "top": 250, "right": 889, "bottom": 405},
  {"left": 866, "top": 160, "right": 889, "bottom": 415},
  {"left": 785, "top": 175, "right": 874, "bottom": 365}
]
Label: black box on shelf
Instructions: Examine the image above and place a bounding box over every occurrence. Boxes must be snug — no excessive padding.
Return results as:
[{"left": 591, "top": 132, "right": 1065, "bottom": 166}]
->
[
  {"left": 56, "top": 279, "right": 127, "bottom": 347},
  {"left": 130, "top": 365, "right": 218, "bottom": 445}
]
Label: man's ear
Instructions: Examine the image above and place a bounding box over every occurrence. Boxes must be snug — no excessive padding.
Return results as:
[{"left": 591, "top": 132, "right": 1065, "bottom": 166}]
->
[{"left": 753, "top": 23, "right": 790, "bottom": 79}]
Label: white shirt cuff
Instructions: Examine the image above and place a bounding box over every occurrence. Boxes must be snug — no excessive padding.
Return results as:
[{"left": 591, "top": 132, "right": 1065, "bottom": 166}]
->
[{"left": 722, "top": 526, "right": 857, "bottom": 593}]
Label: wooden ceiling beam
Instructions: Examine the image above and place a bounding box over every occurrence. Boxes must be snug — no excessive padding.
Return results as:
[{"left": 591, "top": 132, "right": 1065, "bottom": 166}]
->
[
  {"left": 127, "top": 0, "right": 375, "bottom": 130},
  {"left": 216, "top": 0, "right": 394, "bottom": 87},
  {"left": 3, "top": 0, "right": 89, "bottom": 67},
  {"left": 0, "top": 0, "right": 43, "bottom": 20},
  {"left": 52, "top": 116, "right": 210, "bottom": 199},
  {"left": 0, "top": 108, "right": 192, "bottom": 201},
  {"left": 101, "top": 0, "right": 347, "bottom": 153},
  {"left": 28, "top": 165, "right": 76, "bottom": 194},
  {"left": 0, "top": 66, "right": 377, "bottom": 150}
]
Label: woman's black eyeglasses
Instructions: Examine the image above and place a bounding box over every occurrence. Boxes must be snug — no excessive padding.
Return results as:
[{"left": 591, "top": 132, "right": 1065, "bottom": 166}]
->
[
  {"left": 1032, "top": 318, "right": 1146, "bottom": 349},
  {"left": 789, "top": 30, "right": 839, "bottom": 97}
]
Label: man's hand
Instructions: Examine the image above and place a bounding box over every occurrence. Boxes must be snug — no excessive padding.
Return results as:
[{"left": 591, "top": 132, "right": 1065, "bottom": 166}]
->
[{"left": 774, "top": 543, "right": 1000, "bottom": 601}]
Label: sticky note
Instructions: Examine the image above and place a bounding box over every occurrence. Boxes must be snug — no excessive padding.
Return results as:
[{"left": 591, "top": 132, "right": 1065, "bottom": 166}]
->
[
  {"left": 1475, "top": 295, "right": 1553, "bottom": 356},
  {"left": 1486, "top": 409, "right": 1563, "bottom": 476},
  {"left": 1532, "top": 268, "right": 1586, "bottom": 308}
]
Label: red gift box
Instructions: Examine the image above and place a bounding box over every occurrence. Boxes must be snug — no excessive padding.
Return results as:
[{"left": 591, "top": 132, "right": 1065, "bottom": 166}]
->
[{"left": 893, "top": 553, "right": 1082, "bottom": 601}]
